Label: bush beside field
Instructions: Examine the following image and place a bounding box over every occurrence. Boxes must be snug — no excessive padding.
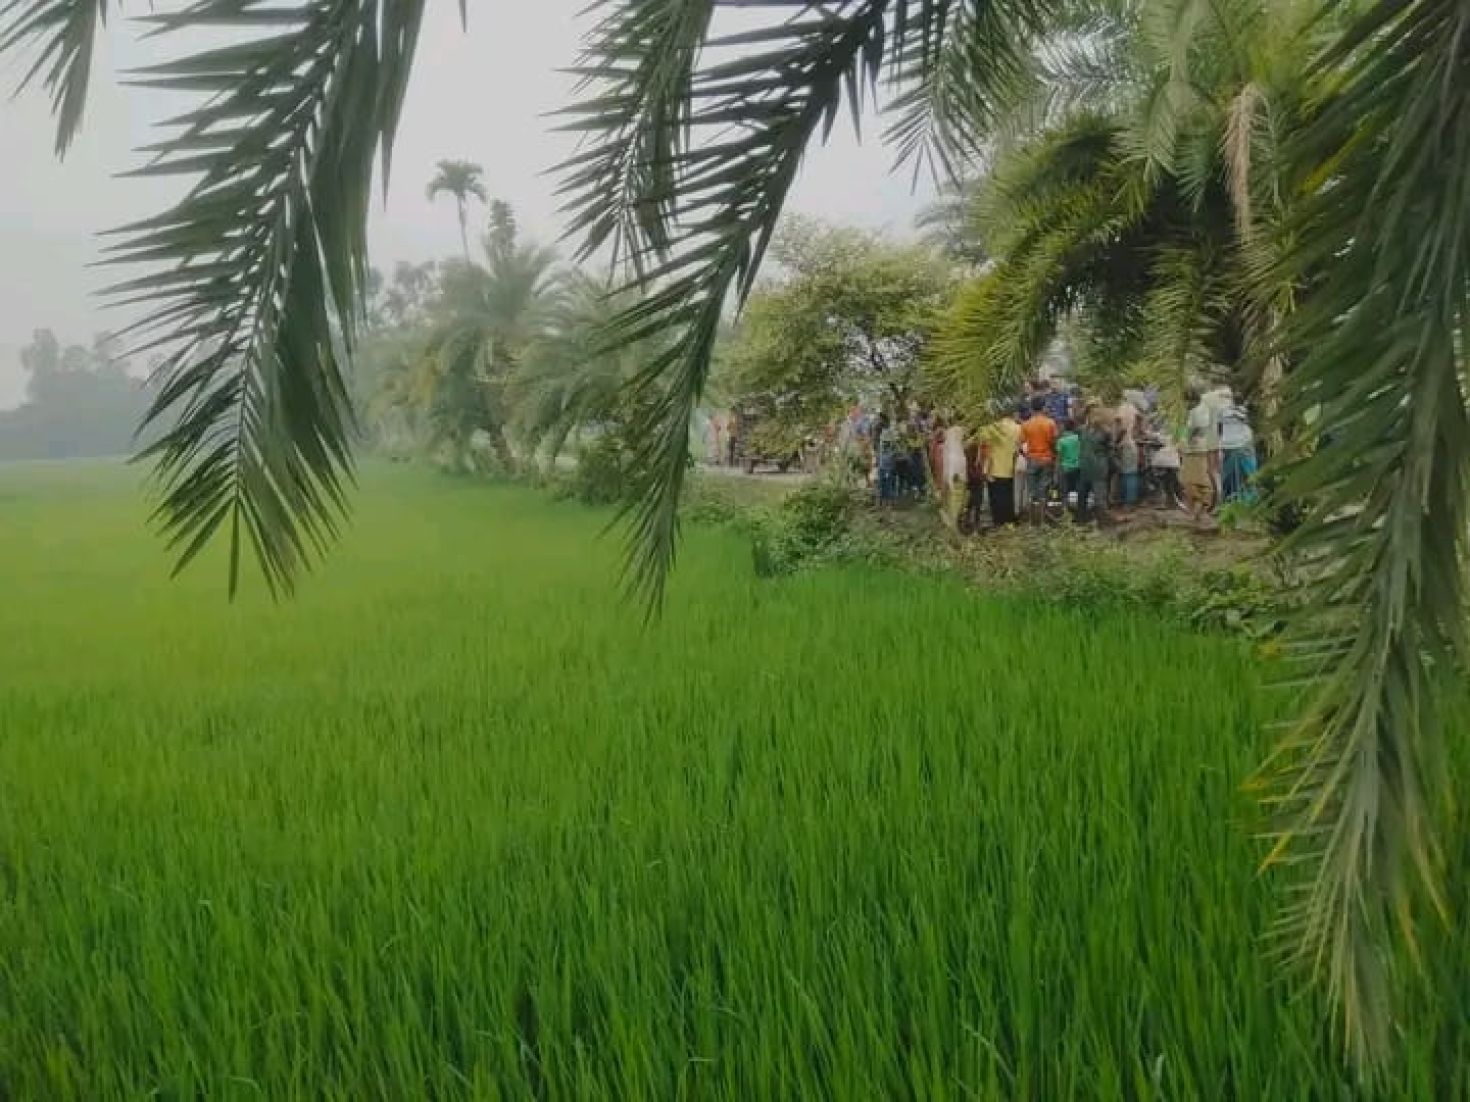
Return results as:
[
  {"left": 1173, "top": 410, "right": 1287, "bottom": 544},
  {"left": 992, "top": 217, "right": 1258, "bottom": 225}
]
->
[
  {"left": 683, "top": 472, "right": 1289, "bottom": 640},
  {"left": 1, "top": 462, "right": 1465, "bottom": 1098}
]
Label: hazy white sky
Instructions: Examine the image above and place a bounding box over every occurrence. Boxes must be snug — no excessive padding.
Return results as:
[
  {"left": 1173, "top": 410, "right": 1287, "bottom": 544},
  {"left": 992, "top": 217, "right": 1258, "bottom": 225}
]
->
[{"left": 0, "top": 3, "right": 934, "bottom": 408}]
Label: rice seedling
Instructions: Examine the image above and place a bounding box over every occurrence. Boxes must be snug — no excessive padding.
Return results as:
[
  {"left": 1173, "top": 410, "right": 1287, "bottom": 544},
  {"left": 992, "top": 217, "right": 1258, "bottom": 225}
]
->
[{"left": 0, "top": 463, "right": 1464, "bottom": 1098}]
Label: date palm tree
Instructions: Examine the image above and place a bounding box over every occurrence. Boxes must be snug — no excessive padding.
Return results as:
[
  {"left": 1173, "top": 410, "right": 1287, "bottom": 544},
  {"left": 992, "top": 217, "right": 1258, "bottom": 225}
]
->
[
  {"left": 931, "top": 0, "right": 1309, "bottom": 417},
  {"left": 2, "top": 0, "right": 1466, "bottom": 1072},
  {"left": 426, "top": 158, "right": 488, "bottom": 260}
]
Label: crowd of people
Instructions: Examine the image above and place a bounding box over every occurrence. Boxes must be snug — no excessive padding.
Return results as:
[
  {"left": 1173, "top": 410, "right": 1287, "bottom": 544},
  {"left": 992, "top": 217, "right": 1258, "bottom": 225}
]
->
[{"left": 837, "top": 377, "right": 1259, "bottom": 531}]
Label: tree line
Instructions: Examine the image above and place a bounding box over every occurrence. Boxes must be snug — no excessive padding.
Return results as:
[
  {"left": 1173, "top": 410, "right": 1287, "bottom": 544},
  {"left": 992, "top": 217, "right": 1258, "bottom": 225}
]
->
[{"left": 0, "top": 332, "right": 154, "bottom": 462}]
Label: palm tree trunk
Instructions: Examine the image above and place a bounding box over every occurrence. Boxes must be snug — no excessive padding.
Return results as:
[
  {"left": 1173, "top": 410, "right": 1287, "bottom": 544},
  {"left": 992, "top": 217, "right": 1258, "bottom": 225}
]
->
[
  {"left": 456, "top": 198, "right": 469, "bottom": 261},
  {"left": 1260, "top": 344, "right": 1285, "bottom": 458},
  {"left": 485, "top": 423, "right": 516, "bottom": 473}
]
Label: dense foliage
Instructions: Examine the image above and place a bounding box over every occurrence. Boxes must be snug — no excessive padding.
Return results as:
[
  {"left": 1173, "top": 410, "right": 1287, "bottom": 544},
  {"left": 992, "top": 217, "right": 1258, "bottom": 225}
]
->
[{"left": 926, "top": 0, "right": 1311, "bottom": 426}]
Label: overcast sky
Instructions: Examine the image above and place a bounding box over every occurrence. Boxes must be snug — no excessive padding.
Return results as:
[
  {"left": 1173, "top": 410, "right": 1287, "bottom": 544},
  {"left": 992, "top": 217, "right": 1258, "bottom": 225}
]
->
[{"left": 0, "top": 4, "right": 934, "bottom": 409}]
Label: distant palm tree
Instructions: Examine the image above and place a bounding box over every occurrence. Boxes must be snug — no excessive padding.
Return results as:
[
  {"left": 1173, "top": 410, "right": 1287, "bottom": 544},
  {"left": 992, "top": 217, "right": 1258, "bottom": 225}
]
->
[
  {"left": 426, "top": 159, "right": 487, "bottom": 261},
  {"left": 405, "top": 211, "right": 562, "bottom": 473}
]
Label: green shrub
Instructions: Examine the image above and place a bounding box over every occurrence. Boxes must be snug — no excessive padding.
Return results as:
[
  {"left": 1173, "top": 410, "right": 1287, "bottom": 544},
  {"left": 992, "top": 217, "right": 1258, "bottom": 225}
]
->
[
  {"left": 1187, "top": 564, "right": 1289, "bottom": 639},
  {"left": 750, "top": 479, "right": 856, "bottom": 576},
  {"left": 571, "top": 432, "right": 634, "bottom": 506}
]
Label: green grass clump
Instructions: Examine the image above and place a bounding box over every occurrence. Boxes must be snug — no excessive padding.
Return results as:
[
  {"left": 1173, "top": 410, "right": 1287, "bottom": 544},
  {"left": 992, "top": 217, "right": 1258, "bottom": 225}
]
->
[{"left": 1, "top": 462, "right": 1465, "bottom": 1099}]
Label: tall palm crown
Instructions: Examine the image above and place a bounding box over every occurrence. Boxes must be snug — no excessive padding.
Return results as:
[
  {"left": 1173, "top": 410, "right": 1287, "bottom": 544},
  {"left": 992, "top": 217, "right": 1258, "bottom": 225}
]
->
[
  {"left": 931, "top": 0, "right": 1310, "bottom": 415},
  {"left": 426, "top": 158, "right": 489, "bottom": 260},
  {"left": 1, "top": 0, "right": 1466, "bottom": 1073}
]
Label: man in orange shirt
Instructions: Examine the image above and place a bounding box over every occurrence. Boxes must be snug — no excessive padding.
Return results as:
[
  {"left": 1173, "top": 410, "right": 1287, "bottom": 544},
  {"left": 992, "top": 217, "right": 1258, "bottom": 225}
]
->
[{"left": 1019, "top": 395, "right": 1059, "bottom": 522}]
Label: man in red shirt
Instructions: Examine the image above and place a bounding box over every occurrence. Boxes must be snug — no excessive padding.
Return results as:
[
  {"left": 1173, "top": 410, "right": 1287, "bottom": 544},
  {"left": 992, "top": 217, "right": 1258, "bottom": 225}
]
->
[{"left": 1019, "top": 395, "right": 1058, "bottom": 522}]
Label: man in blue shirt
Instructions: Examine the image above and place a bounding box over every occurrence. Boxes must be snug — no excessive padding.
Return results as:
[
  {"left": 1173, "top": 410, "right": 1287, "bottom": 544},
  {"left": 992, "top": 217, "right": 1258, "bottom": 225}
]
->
[{"left": 1042, "top": 377, "right": 1071, "bottom": 425}]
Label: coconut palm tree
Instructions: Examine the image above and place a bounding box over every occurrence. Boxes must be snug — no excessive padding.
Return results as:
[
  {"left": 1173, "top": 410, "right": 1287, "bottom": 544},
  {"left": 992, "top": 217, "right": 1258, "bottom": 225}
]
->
[
  {"left": 2, "top": 0, "right": 1466, "bottom": 1070},
  {"left": 426, "top": 159, "right": 488, "bottom": 260}
]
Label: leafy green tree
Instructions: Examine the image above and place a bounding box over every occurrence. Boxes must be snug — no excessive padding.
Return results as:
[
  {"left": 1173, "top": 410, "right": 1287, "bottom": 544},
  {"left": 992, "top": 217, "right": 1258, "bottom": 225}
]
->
[
  {"left": 720, "top": 219, "right": 953, "bottom": 457},
  {"left": 4, "top": 0, "right": 1466, "bottom": 1068},
  {"left": 426, "top": 159, "right": 488, "bottom": 260}
]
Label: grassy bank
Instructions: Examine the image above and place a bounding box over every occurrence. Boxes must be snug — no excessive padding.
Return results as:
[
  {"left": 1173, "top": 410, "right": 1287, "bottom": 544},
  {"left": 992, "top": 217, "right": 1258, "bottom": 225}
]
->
[{"left": 1, "top": 462, "right": 1465, "bottom": 1098}]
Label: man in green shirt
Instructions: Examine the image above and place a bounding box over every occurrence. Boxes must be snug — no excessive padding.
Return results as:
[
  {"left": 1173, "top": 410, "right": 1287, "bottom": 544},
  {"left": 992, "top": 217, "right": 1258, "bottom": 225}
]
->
[{"left": 1056, "top": 419, "right": 1082, "bottom": 514}]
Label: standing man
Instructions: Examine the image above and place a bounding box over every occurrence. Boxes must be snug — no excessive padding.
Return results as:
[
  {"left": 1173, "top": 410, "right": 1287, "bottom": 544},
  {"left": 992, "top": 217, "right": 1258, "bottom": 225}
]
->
[
  {"left": 1057, "top": 418, "right": 1082, "bottom": 514},
  {"left": 1117, "top": 421, "right": 1141, "bottom": 508},
  {"left": 1217, "top": 389, "right": 1256, "bottom": 503},
  {"left": 1181, "top": 386, "right": 1216, "bottom": 520},
  {"left": 1153, "top": 435, "right": 1184, "bottom": 509},
  {"left": 982, "top": 410, "right": 1021, "bottom": 526},
  {"left": 963, "top": 432, "right": 988, "bottom": 532},
  {"left": 1078, "top": 406, "right": 1112, "bottom": 521},
  {"left": 1019, "top": 395, "right": 1059, "bottom": 523},
  {"left": 1043, "top": 377, "right": 1070, "bottom": 426}
]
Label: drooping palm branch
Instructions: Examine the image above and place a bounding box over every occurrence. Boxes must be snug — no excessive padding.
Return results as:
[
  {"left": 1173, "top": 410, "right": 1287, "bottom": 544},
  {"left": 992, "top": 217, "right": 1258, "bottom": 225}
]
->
[
  {"left": 1255, "top": 0, "right": 1470, "bottom": 1070},
  {"left": 929, "top": 114, "right": 1225, "bottom": 412},
  {"left": 0, "top": 0, "right": 111, "bottom": 154},
  {"left": 102, "top": 0, "right": 424, "bottom": 596}
]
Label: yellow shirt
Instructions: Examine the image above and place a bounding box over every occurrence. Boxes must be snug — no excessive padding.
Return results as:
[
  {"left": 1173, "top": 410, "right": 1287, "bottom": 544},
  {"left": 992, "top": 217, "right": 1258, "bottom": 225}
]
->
[{"left": 982, "top": 418, "right": 1020, "bottom": 479}]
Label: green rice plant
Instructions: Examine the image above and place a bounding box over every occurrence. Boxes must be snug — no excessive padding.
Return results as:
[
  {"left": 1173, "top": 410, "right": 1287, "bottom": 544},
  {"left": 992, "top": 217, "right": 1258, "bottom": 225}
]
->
[{"left": 0, "top": 462, "right": 1464, "bottom": 1098}]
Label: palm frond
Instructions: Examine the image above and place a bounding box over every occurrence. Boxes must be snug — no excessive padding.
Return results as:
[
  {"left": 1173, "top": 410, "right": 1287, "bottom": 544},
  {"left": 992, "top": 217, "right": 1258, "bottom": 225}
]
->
[
  {"left": 1259, "top": 0, "right": 1470, "bottom": 1071},
  {"left": 1021, "top": 2, "right": 1143, "bottom": 131},
  {"left": 566, "top": 0, "right": 901, "bottom": 607},
  {"left": 1135, "top": 239, "right": 1229, "bottom": 407},
  {"left": 0, "top": 0, "right": 111, "bottom": 154},
  {"left": 1119, "top": 0, "right": 1217, "bottom": 179},
  {"left": 111, "top": 0, "right": 426, "bottom": 596},
  {"left": 930, "top": 124, "right": 1146, "bottom": 416},
  {"left": 556, "top": 0, "right": 717, "bottom": 275},
  {"left": 981, "top": 112, "right": 1126, "bottom": 253},
  {"left": 884, "top": 0, "right": 1048, "bottom": 182}
]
